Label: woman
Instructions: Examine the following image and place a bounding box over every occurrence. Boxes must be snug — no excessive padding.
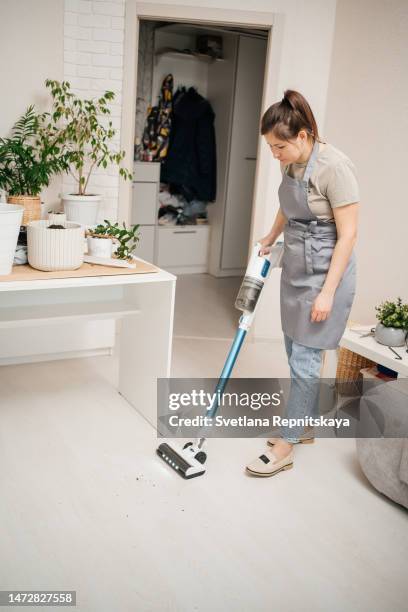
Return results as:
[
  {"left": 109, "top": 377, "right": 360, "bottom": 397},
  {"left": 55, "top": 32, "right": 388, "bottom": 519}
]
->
[{"left": 246, "top": 90, "right": 359, "bottom": 477}]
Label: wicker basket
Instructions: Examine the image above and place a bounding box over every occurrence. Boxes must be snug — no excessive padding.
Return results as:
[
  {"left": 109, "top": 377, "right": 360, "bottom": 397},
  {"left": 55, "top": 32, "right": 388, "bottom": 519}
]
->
[
  {"left": 335, "top": 346, "right": 376, "bottom": 396},
  {"left": 7, "top": 195, "right": 41, "bottom": 226}
]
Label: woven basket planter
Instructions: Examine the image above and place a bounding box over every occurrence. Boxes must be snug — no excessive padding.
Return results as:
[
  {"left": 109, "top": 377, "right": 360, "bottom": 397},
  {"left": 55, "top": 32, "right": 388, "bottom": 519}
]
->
[
  {"left": 7, "top": 195, "right": 41, "bottom": 226},
  {"left": 335, "top": 347, "right": 376, "bottom": 396}
]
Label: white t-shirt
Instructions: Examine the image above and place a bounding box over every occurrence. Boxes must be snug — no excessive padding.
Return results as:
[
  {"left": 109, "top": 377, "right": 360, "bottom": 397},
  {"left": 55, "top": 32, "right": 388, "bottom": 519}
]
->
[{"left": 281, "top": 142, "right": 360, "bottom": 223}]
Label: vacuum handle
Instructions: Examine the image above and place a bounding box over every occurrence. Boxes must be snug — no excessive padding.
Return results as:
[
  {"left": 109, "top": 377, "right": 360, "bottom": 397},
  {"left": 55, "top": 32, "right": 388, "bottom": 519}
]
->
[
  {"left": 253, "top": 240, "right": 284, "bottom": 267},
  {"left": 254, "top": 240, "right": 274, "bottom": 257},
  {"left": 254, "top": 240, "right": 267, "bottom": 257}
]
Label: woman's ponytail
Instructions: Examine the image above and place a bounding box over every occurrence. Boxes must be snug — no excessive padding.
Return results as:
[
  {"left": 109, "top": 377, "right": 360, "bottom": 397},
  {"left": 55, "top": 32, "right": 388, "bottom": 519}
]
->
[{"left": 261, "top": 89, "right": 321, "bottom": 142}]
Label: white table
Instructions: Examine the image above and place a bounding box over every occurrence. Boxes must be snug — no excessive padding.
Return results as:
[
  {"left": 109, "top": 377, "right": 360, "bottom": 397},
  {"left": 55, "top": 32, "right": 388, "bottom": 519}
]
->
[
  {"left": 0, "top": 261, "right": 176, "bottom": 425},
  {"left": 321, "top": 325, "right": 408, "bottom": 379},
  {"left": 333, "top": 325, "right": 408, "bottom": 378}
]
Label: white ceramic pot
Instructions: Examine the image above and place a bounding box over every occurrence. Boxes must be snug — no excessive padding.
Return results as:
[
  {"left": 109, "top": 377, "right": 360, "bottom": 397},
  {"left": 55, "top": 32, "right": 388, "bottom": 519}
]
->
[
  {"left": 87, "top": 235, "right": 114, "bottom": 258},
  {"left": 48, "top": 211, "right": 67, "bottom": 225},
  {"left": 0, "top": 203, "right": 24, "bottom": 275},
  {"left": 27, "top": 220, "right": 85, "bottom": 271},
  {"left": 62, "top": 194, "right": 101, "bottom": 226},
  {"left": 375, "top": 322, "right": 407, "bottom": 347}
]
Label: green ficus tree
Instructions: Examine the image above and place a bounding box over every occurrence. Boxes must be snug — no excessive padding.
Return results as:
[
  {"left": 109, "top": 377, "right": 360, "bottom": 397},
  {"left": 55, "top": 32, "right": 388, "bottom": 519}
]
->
[{"left": 45, "top": 79, "right": 132, "bottom": 195}]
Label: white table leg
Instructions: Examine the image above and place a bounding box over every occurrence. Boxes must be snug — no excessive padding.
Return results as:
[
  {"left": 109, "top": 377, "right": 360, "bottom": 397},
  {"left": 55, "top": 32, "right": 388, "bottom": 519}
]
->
[
  {"left": 118, "top": 279, "right": 176, "bottom": 427},
  {"left": 321, "top": 348, "right": 339, "bottom": 378}
]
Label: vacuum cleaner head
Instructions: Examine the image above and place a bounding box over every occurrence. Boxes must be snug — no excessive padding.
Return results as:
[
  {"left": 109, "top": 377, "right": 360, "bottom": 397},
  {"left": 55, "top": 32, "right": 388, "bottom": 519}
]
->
[{"left": 157, "top": 442, "right": 207, "bottom": 479}]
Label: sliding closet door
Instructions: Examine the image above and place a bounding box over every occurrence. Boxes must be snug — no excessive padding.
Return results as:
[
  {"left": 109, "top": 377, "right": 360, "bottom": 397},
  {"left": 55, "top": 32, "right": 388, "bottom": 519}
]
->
[
  {"left": 207, "top": 34, "right": 238, "bottom": 277},
  {"left": 221, "top": 35, "right": 267, "bottom": 271}
]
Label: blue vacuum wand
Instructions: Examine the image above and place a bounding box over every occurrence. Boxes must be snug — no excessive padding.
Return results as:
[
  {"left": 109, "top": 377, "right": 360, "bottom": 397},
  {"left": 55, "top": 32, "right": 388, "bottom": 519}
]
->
[{"left": 157, "top": 241, "right": 284, "bottom": 478}]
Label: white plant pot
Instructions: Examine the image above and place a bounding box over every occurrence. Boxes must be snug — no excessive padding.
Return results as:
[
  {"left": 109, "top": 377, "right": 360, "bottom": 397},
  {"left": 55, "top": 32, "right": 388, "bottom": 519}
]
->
[
  {"left": 62, "top": 194, "right": 101, "bottom": 226},
  {"left": 87, "top": 236, "right": 114, "bottom": 258},
  {"left": 48, "top": 211, "right": 67, "bottom": 225},
  {"left": 27, "top": 220, "right": 85, "bottom": 271},
  {"left": 0, "top": 203, "right": 24, "bottom": 275},
  {"left": 375, "top": 322, "right": 407, "bottom": 347}
]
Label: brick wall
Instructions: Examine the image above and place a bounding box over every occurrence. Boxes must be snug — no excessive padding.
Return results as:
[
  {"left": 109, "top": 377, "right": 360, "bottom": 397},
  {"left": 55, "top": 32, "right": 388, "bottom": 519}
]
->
[{"left": 63, "top": 0, "right": 126, "bottom": 222}]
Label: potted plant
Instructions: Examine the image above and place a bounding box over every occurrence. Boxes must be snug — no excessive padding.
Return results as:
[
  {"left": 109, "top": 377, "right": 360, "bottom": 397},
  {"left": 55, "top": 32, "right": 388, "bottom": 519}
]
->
[
  {"left": 45, "top": 79, "right": 132, "bottom": 225},
  {"left": 48, "top": 210, "right": 66, "bottom": 225},
  {"left": 374, "top": 297, "right": 408, "bottom": 347},
  {"left": 86, "top": 223, "right": 115, "bottom": 259},
  {"left": 86, "top": 219, "right": 140, "bottom": 261},
  {"left": 0, "top": 105, "right": 65, "bottom": 225},
  {"left": 27, "top": 220, "right": 85, "bottom": 272}
]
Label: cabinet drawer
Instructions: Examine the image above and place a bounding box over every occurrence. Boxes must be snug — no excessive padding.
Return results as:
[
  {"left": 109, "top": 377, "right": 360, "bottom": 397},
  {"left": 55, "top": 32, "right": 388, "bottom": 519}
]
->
[
  {"left": 134, "top": 225, "right": 155, "bottom": 263},
  {"left": 133, "top": 162, "right": 160, "bottom": 182},
  {"left": 157, "top": 226, "right": 210, "bottom": 267},
  {"left": 131, "top": 182, "right": 157, "bottom": 225}
]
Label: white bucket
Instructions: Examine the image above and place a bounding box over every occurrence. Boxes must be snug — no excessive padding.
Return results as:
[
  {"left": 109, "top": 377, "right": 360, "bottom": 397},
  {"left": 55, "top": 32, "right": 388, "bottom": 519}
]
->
[
  {"left": 62, "top": 194, "right": 101, "bottom": 226},
  {"left": 0, "top": 204, "right": 24, "bottom": 275}
]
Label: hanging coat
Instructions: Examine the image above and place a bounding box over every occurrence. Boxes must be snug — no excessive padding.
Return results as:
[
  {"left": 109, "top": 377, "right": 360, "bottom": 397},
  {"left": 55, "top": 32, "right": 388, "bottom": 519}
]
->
[
  {"left": 142, "top": 74, "right": 173, "bottom": 161},
  {"left": 160, "top": 87, "right": 216, "bottom": 202}
]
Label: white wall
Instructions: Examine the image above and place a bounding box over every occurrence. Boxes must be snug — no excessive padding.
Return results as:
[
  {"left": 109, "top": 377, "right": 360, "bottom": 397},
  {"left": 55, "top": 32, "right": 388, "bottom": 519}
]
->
[
  {"left": 63, "top": 0, "right": 126, "bottom": 221},
  {"left": 0, "top": 0, "right": 64, "bottom": 209},
  {"left": 324, "top": 0, "right": 408, "bottom": 323},
  {"left": 0, "top": 0, "right": 126, "bottom": 217}
]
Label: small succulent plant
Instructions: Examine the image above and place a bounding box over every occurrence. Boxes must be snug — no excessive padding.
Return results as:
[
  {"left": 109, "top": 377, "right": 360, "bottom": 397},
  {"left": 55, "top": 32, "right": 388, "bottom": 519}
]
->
[
  {"left": 88, "top": 219, "right": 140, "bottom": 260},
  {"left": 375, "top": 297, "right": 408, "bottom": 329}
]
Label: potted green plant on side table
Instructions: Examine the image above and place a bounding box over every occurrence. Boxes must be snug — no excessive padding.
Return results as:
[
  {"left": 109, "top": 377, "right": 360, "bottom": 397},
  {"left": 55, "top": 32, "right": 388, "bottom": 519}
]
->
[
  {"left": 374, "top": 297, "right": 408, "bottom": 347},
  {"left": 0, "top": 105, "right": 65, "bottom": 225},
  {"left": 86, "top": 219, "right": 140, "bottom": 261},
  {"left": 45, "top": 79, "right": 132, "bottom": 226}
]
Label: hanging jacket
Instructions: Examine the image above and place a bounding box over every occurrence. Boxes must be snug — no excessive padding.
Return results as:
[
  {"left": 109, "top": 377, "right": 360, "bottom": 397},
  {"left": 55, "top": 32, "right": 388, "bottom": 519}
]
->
[
  {"left": 160, "top": 87, "right": 216, "bottom": 202},
  {"left": 142, "top": 74, "right": 173, "bottom": 161}
]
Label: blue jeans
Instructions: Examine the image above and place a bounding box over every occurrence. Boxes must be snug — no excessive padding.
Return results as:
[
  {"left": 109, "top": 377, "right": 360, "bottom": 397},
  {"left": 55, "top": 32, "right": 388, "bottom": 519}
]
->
[{"left": 281, "top": 333, "right": 323, "bottom": 443}]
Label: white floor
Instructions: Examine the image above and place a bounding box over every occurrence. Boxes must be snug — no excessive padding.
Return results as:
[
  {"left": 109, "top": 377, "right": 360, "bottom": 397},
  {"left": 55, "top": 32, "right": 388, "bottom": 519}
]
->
[{"left": 1, "top": 273, "right": 407, "bottom": 612}]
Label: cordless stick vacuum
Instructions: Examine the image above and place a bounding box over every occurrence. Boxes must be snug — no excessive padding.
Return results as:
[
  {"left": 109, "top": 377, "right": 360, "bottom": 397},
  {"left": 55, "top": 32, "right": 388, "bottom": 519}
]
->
[{"left": 157, "top": 241, "right": 284, "bottom": 479}]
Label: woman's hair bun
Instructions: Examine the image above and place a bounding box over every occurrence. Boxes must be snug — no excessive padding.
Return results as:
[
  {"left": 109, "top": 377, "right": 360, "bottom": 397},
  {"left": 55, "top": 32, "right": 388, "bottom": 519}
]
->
[
  {"left": 282, "top": 90, "right": 294, "bottom": 108},
  {"left": 261, "top": 89, "right": 319, "bottom": 141}
]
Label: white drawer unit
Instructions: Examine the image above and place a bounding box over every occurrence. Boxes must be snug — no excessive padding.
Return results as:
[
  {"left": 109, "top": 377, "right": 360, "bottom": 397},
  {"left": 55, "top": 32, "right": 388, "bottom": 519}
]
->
[
  {"left": 130, "top": 162, "right": 211, "bottom": 273},
  {"left": 132, "top": 162, "right": 160, "bottom": 264},
  {"left": 133, "top": 161, "right": 161, "bottom": 183},
  {"left": 135, "top": 225, "right": 155, "bottom": 262},
  {"left": 157, "top": 225, "right": 210, "bottom": 273},
  {"left": 131, "top": 182, "right": 157, "bottom": 225}
]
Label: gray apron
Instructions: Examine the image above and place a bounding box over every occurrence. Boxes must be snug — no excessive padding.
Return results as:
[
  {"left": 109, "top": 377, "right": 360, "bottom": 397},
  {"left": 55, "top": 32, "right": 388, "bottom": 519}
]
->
[{"left": 279, "top": 140, "right": 356, "bottom": 350}]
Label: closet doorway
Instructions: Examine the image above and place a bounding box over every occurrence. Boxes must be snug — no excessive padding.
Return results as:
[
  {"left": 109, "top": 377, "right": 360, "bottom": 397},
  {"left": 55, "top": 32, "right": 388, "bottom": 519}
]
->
[{"left": 128, "top": 15, "right": 270, "bottom": 278}]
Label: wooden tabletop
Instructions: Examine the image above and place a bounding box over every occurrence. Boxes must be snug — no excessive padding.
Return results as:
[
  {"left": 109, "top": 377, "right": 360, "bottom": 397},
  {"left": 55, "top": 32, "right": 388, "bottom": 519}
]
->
[{"left": 0, "top": 259, "right": 159, "bottom": 283}]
